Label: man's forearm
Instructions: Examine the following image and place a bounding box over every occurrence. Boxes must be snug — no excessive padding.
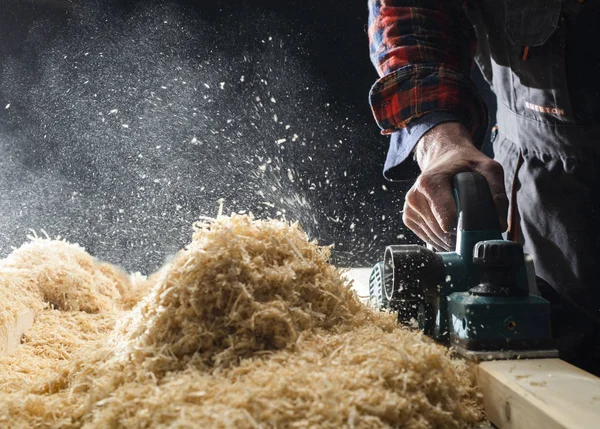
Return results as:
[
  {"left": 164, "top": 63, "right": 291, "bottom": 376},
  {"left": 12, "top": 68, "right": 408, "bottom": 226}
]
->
[{"left": 414, "top": 122, "right": 475, "bottom": 171}]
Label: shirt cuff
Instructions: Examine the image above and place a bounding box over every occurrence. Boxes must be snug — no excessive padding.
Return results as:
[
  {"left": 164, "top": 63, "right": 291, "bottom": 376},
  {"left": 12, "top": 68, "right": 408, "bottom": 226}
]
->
[
  {"left": 369, "top": 65, "right": 487, "bottom": 141},
  {"left": 383, "top": 111, "right": 464, "bottom": 182}
]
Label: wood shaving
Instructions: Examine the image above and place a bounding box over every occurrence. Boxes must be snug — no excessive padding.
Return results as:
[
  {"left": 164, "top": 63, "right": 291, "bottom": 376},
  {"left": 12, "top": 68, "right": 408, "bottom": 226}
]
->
[{"left": 0, "top": 215, "right": 483, "bottom": 428}]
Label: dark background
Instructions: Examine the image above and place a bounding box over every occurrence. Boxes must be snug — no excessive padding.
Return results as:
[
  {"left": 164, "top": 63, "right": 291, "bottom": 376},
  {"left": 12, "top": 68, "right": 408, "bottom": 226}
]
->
[{"left": 0, "top": 0, "right": 494, "bottom": 274}]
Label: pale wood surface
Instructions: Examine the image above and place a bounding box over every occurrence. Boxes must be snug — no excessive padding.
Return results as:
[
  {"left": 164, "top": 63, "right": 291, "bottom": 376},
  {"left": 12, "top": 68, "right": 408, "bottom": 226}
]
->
[
  {"left": 343, "top": 267, "right": 372, "bottom": 300},
  {"left": 478, "top": 358, "right": 600, "bottom": 429},
  {"left": 1, "top": 311, "right": 35, "bottom": 356}
]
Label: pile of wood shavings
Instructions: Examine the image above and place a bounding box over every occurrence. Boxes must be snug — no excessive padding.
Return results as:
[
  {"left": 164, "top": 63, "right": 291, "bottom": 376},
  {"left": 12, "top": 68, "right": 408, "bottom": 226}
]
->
[
  {"left": 0, "top": 310, "right": 117, "bottom": 394},
  {"left": 1, "top": 237, "right": 139, "bottom": 313},
  {"left": 0, "top": 215, "right": 483, "bottom": 428}
]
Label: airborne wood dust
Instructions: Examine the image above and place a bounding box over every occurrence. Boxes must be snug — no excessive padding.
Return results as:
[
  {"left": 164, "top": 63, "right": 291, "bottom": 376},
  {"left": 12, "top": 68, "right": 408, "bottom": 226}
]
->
[{"left": 0, "top": 215, "right": 483, "bottom": 428}]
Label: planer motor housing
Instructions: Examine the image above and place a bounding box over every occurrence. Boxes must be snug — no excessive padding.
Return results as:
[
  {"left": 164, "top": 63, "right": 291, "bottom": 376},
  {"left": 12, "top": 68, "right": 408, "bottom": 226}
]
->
[{"left": 369, "top": 172, "right": 557, "bottom": 360}]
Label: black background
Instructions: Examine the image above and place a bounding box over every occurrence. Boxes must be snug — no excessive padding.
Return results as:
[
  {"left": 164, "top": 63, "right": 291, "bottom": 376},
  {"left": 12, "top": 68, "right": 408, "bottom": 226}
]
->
[{"left": 0, "top": 0, "right": 493, "bottom": 274}]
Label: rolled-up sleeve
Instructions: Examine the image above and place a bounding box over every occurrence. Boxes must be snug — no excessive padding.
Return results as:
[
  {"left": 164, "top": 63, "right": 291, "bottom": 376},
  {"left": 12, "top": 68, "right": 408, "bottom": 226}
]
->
[{"left": 368, "top": 0, "right": 487, "bottom": 143}]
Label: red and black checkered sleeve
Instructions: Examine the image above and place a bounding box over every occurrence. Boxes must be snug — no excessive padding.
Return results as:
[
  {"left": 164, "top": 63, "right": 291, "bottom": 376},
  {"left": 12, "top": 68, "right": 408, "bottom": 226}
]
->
[{"left": 368, "top": 0, "right": 487, "bottom": 141}]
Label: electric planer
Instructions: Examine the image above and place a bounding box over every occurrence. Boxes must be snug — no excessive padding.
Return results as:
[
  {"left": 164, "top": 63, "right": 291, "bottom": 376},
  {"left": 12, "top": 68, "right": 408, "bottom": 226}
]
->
[{"left": 369, "top": 172, "right": 558, "bottom": 360}]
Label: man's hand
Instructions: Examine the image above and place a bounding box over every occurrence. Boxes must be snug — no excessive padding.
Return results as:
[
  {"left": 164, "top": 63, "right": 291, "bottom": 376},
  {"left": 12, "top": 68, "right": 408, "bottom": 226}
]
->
[{"left": 402, "top": 122, "right": 509, "bottom": 250}]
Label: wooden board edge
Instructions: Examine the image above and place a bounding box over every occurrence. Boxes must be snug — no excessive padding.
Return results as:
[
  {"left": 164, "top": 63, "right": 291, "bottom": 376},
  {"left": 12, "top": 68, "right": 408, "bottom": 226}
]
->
[
  {"left": 477, "top": 358, "right": 600, "bottom": 429},
  {"left": 1, "top": 310, "right": 35, "bottom": 356}
]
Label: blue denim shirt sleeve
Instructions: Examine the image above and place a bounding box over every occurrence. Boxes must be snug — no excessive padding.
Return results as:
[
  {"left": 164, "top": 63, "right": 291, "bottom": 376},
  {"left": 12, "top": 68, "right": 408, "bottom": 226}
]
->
[{"left": 383, "top": 111, "right": 464, "bottom": 181}]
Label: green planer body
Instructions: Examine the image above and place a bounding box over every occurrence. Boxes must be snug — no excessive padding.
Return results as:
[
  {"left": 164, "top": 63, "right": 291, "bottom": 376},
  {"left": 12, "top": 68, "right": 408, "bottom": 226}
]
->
[{"left": 369, "top": 172, "right": 558, "bottom": 360}]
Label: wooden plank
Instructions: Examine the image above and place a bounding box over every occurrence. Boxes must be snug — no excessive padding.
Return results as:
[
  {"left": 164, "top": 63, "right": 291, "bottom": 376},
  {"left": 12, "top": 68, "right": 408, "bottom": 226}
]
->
[
  {"left": 478, "top": 358, "right": 600, "bottom": 429},
  {"left": 0, "top": 311, "right": 35, "bottom": 356},
  {"left": 343, "top": 267, "right": 372, "bottom": 300}
]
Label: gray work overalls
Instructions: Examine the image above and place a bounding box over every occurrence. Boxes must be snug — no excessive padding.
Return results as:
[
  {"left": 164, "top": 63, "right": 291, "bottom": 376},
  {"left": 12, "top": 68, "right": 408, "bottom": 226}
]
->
[{"left": 465, "top": 0, "right": 600, "bottom": 366}]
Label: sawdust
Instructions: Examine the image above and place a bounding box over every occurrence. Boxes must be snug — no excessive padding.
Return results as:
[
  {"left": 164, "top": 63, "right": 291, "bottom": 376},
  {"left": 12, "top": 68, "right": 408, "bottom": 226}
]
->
[
  {"left": 1, "top": 237, "right": 139, "bottom": 313},
  {"left": 0, "top": 215, "right": 483, "bottom": 428},
  {"left": 0, "top": 310, "right": 117, "bottom": 394}
]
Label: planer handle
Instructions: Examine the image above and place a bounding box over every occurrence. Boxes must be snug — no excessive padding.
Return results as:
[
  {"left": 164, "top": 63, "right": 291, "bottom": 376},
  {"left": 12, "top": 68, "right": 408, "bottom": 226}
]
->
[{"left": 452, "top": 172, "right": 501, "bottom": 233}]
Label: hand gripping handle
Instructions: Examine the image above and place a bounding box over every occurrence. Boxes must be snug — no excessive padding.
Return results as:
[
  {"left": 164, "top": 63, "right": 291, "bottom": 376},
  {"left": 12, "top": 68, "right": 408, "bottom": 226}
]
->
[{"left": 452, "top": 172, "right": 501, "bottom": 233}]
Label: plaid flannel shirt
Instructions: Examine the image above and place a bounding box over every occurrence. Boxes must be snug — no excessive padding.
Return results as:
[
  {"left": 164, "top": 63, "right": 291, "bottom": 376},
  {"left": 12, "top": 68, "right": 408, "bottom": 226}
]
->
[{"left": 368, "top": 0, "right": 488, "bottom": 142}]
